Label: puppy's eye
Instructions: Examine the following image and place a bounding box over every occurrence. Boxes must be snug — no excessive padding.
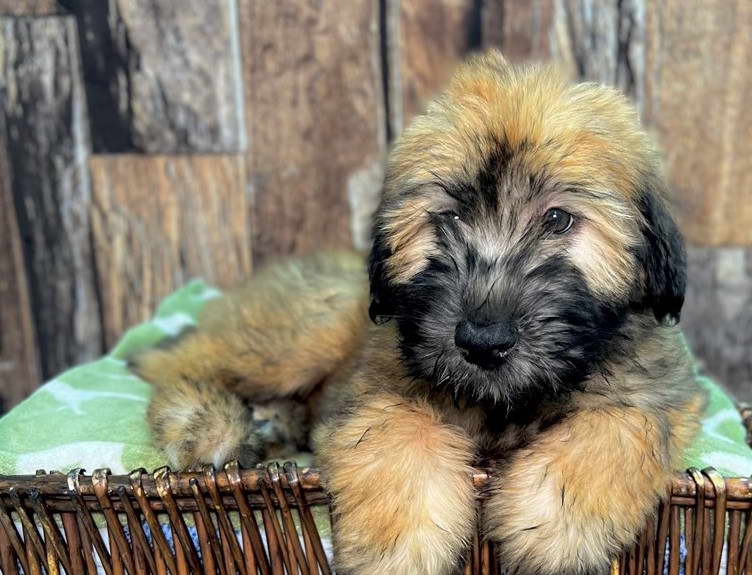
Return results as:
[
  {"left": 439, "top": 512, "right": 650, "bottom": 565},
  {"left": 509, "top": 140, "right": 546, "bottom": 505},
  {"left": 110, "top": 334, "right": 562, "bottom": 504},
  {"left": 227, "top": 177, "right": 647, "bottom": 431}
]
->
[
  {"left": 544, "top": 208, "right": 574, "bottom": 234},
  {"left": 437, "top": 210, "right": 461, "bottom": 222}
]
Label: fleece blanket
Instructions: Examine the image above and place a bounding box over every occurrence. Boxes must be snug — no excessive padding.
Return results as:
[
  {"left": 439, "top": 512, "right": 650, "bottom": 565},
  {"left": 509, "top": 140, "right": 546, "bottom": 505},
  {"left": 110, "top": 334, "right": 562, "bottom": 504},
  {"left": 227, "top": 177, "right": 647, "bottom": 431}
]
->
[{"left": 1, "top": 280, "right": 751, "bottom": 478}]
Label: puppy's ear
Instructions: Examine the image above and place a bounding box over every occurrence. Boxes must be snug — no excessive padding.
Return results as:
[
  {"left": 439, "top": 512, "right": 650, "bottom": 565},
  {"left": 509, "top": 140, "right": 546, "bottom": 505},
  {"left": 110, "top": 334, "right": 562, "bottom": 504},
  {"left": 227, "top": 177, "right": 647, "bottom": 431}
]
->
[
  {"left": 635, "top": 183, "right": 687, "bottom": 324},
  {"left": 367, "top": 224, "right": 395, "bottom": 324}
]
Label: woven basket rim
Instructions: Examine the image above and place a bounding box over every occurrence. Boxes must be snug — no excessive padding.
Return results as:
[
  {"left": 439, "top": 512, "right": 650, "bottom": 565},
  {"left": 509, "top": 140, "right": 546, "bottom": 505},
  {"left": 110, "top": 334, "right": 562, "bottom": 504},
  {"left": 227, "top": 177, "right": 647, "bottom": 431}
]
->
[
  {"left": 1, "top": 464, "right": 750, "bottom": 505},
  {"left": 2, "top": 404, "right": 750, "bottom": 505}
]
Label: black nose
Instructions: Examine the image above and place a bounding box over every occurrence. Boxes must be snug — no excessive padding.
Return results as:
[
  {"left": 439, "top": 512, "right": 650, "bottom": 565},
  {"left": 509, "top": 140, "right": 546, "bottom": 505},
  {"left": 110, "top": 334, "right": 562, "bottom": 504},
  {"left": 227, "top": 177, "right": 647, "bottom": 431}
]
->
[{"left": 455, "top": 319, "right": 517, "bottom": 368}]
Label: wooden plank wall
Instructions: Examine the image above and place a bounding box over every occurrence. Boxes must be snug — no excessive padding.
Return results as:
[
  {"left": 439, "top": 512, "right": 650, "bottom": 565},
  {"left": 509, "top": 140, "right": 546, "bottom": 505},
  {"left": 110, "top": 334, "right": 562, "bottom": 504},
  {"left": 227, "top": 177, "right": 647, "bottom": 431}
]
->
[
  {"left": 0, "top": 0, "right": 749, "bottom": 411},
  {"left": 1, "top": 14, "right": 101, "bottom": 379},
  {"left": 89, "top": 155, "right": 251, "bottom": 348},
  {"left": 239, "top": 1, "right": 386, "bottom": 260},
  {"left": 0, "top": 117, "right": 40, "bottom": 412}
]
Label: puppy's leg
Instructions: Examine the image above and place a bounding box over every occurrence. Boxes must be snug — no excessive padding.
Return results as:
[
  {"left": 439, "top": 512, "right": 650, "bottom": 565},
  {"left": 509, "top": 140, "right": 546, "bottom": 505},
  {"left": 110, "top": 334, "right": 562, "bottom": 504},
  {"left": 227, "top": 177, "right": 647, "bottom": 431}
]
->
[
  {"left": 130, "top": 251, "right": 368, "bottom": 468},
  {"left": 314, "top": 394, "right": 477, "bottom": 575},
  {"left": 484, "top": 398, "right": 704, "bottom": 575}
]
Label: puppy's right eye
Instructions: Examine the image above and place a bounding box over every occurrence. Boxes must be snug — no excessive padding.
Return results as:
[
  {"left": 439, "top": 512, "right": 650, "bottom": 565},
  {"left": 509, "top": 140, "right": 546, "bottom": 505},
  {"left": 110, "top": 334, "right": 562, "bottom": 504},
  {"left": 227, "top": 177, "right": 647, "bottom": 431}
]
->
[
  {"left": 544, "top": 208, "right": 574, "bottom": 234},
  {"left": 437, "top": 210, "right": 461, "bottom": 222}
]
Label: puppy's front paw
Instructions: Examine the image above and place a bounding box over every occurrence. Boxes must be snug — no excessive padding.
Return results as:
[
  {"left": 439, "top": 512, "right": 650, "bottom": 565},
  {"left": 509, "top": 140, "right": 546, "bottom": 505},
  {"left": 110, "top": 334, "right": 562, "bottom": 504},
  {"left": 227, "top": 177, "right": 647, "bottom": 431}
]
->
[
  {"left": 485, "top": 406, "right": 673, "bottom": 575},
  {"left": 315, "top": 395, "right": 476, "bottom": 575}
]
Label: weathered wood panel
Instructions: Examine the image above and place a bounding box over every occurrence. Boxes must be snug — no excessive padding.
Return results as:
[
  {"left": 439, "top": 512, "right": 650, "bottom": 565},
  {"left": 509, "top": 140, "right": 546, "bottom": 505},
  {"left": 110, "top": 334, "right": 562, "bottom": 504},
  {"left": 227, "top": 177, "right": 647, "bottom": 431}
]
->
[
  {"left": 0, "top": 1, "right": 58, "bottom": 13},
  {"left": 641, "top": 0, "right": 752, "bottom": 246},
  {"left": 550, "top": 0, "right": 642, "bottom": 101},
  {"left": 385, "top": 0, "right": 478, "bottom": 136},
  {"left": 0, "top": 15, "right": 102, "bottom": 379},
  {"left": 59, "top": 0, "right": 245, "bottom": 153},
  {"left": 683, "top": 248, "right": 752, "bottom": 402},
  {"left": 0, "top": 118, "right": 41, "bottom": 411},
  {"left": 485, "top": 1, "right": 644, "bottom": 104},
  {"left": 89, "top": 155, "right": 251, "bottom": 348},
  {"left": 483, "top": 0, "right": 554, "bottom": 62},
  {"left": 239, "top": 0, "right": 386, "bottom": 262}
]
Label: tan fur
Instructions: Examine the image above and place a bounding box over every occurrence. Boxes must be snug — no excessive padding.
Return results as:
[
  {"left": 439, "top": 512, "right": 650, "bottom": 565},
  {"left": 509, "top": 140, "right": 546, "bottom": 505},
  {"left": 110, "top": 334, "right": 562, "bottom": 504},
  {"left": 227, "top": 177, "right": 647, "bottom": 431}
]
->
[
  {"left": 314, "top": 394, "right": 476, "bottom": 575},
  {"left": 131, "top": 251, "right": 368, "bottom": 467},
  {"left": 133, "top": 51, "right": 706, "bottom": 574},
  {"left": 382, "top": 52, "right": 661, "bottom": 298},
  {"left": 484, "top": 406, "right": 675, "bottom": 573},
  {"left": 484, "top": 335, "right": 704, "bottom": 573}
]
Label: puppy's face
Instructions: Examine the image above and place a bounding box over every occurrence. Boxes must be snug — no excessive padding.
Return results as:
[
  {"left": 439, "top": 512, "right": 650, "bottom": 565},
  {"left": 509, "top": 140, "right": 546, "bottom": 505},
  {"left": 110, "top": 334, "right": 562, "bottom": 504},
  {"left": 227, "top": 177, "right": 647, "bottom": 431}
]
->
[{"left": 369, "top": 52, "right": 686, "bottom": 405}]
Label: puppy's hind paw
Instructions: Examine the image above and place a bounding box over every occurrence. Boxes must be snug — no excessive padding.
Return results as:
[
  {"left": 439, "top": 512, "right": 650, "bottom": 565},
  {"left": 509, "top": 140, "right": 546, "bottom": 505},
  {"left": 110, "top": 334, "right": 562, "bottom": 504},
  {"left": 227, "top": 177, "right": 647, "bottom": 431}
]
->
[
  {"left": 148, "top": 383, "right": 265, "bottom": 471},
  {"left": 164, "top": 429, "right": 265, "bottom": 472}
]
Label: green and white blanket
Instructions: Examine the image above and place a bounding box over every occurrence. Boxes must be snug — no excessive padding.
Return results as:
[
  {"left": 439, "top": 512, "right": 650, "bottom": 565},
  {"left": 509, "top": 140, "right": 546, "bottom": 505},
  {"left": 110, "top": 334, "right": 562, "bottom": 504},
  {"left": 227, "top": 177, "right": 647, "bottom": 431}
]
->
[{"left": 1, "top": 280, "right": 751, "bottom": 477}]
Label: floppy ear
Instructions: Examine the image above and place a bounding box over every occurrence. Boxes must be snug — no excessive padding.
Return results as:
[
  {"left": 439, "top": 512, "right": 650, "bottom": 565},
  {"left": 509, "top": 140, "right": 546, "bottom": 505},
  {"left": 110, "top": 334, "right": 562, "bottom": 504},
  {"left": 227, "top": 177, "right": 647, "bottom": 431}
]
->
[
  {"left": 635, "top": 184, "right": 687, "bottom": 324},
  {"left": 367, "top": 222, "right": 395, "bottom": 324}
]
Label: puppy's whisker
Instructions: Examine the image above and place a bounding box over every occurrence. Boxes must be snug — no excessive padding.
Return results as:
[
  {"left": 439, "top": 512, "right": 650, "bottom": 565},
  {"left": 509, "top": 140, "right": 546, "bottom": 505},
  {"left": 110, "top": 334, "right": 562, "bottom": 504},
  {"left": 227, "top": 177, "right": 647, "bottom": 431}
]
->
[{"left": 432, "top": 349, "right": 448, "bottom": 382}]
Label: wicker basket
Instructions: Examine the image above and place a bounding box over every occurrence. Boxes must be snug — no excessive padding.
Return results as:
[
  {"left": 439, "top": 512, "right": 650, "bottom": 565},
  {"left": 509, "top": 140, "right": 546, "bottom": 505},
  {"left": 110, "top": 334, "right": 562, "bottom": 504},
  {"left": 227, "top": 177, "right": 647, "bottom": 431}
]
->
[{"left": 2, "top": 407, "right": 752, "bottom": 575}]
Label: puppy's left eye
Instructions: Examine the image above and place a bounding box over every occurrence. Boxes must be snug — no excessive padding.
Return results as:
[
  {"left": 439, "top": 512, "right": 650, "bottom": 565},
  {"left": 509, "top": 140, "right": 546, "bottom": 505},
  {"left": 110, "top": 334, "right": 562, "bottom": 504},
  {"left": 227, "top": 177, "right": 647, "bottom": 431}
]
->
[{"left": 544, "top": 208, "right": 574, "bottom": 234}]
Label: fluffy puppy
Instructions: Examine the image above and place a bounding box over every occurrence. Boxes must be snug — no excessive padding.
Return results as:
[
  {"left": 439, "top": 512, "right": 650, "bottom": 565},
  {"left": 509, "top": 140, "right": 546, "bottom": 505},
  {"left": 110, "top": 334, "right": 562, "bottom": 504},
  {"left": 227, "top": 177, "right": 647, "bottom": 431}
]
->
[{"left": 131, "top": 51, "right": 706, "bottom": 575}]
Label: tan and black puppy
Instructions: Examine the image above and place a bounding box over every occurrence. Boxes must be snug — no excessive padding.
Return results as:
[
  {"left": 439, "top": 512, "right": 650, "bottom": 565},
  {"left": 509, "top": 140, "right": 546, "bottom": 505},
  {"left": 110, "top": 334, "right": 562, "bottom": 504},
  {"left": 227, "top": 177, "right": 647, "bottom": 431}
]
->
[{"left": 131, "top": 51, "right": 706, "bottom": 575}]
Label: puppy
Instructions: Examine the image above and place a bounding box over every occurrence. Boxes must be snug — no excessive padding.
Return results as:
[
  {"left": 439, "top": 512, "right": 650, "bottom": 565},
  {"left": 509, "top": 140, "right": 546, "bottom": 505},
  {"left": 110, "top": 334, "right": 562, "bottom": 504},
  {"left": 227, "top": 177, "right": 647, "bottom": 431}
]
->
[{"left": 131, "top": 51, "right": 706, "bottom": 575}]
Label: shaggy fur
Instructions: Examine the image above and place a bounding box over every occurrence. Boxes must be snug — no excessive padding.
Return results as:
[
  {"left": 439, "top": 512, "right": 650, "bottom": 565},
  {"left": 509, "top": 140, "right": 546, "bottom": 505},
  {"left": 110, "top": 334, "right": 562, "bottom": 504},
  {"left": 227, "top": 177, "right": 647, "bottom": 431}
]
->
[{"left": 131, "top": 51, "right": 706, "bottom": 575}]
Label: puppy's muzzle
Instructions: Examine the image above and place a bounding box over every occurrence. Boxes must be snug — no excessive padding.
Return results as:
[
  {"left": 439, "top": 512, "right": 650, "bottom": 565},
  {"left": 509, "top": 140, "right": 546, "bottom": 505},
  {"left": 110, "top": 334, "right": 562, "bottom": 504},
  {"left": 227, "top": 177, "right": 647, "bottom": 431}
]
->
[{"left": 455, "top": 318, "right": 518, "bottom": 368}]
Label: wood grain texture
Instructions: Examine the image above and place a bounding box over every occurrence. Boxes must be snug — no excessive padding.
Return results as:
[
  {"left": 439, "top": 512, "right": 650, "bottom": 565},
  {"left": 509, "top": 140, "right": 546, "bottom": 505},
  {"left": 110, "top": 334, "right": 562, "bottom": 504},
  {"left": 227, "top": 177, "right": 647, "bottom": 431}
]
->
[
  {"left": 0, "top": 119, "right": 41, "bottom": 411},
  {"left": 640, "top": 0, "right": 752, "bottom": 245},
  {"left": 89, "top": 155, "right": 251, "bottom": 348},
  {"left": 483, "top": 0, "right": 554, "bottom": 62},
  {"left": 59, "top": 0, "right": 245, "bottom": 153},
  {"left": 0, "top": 15, "right": 102, "bottom": 379},
  {"left": 551, "top": 0, "right": 643, "bottom": 101},
  {"left": 385, "top": 0, "right": 478, "bottom": 136},
  {"left": 682, "top": 247, "right": 752, "bottom": 402},
  {"left": 487, "top": 1, "right": 644, "bottom": 106},
  {"left": 0, "top": 0, "right": 58, "bottom": 13},
  {"left": 239, "top": 0, "right": 386, "bottom": 263}
]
